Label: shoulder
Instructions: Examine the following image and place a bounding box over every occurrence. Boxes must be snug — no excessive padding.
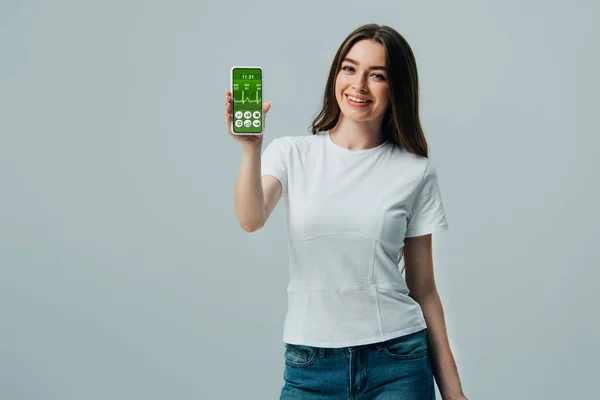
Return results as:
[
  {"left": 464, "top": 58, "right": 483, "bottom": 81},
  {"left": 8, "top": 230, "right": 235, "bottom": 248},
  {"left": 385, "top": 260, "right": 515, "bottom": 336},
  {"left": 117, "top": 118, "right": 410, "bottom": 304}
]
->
[
  {"left": 266, "top": 133, "right": 321, "bottom": 158},
  {"left": 387, "top": 143, "right": 434, "bottom": 179}
]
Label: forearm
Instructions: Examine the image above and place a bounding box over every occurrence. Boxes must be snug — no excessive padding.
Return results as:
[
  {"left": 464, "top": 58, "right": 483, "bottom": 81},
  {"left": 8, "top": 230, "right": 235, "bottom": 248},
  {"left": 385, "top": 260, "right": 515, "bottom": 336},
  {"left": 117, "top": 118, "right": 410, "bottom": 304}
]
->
[
  {"left": 235, "top": 145, "right": 265, "bottom": 231},
  {"left": 414, "top": 289, "right": 465, "bottom": 400}
]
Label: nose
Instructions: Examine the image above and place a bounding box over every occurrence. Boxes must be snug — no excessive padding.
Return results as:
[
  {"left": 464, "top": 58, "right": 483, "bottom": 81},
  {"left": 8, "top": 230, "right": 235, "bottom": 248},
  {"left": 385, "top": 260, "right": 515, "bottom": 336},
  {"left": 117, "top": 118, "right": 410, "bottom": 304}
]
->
[{"left": 352, "top": 75, "right": 368, "bottom": 92}]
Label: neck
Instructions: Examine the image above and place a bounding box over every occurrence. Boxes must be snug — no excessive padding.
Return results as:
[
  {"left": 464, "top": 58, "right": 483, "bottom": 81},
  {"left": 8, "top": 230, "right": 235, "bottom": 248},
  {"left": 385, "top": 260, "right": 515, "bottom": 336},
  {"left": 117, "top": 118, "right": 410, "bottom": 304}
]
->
[{"left": 329, "top": 116, "right": 384, "bottom": 151}]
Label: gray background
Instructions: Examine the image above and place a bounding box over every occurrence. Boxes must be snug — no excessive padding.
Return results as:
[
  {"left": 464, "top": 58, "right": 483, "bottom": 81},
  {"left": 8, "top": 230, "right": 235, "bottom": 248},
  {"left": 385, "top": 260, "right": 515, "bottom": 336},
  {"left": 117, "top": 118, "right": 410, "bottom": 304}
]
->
[{"left": 1, "top": 0, "right": 598, "bottom": 399}]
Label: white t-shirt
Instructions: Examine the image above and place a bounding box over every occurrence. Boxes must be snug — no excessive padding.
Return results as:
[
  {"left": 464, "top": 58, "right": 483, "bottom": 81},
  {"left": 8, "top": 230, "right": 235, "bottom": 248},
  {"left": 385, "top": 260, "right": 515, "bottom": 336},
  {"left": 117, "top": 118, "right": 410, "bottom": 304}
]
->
[{"left": 261, "top": 130, "right": 449, "bottom": 348}]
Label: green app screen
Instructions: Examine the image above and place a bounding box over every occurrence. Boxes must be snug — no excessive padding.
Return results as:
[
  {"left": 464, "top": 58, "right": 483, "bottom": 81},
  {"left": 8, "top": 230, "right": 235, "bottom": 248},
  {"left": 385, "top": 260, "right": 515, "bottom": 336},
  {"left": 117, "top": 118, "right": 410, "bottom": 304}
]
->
[{"left": 232, "top": 68, "right": 262, "bottom": 134}]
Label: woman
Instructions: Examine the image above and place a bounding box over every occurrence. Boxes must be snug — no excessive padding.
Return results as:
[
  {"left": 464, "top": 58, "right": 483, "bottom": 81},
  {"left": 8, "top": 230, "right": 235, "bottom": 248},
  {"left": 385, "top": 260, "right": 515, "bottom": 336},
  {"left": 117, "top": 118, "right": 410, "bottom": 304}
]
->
[{"left": 225, "top": 23, "right": 467, "bottom": 400}]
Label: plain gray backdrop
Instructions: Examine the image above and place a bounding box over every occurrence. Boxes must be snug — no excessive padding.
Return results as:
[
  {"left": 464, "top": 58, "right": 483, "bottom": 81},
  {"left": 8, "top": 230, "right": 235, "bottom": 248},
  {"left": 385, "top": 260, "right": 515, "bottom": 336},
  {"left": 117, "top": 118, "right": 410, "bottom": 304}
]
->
[{"left": 1, "top": 0, "right": 598, "bottom": 399}]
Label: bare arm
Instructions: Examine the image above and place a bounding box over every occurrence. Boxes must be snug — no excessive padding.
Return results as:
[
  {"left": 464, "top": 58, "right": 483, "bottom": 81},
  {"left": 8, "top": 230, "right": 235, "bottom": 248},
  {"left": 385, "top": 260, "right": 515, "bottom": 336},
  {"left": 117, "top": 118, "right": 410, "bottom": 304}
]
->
[
  {"left": 225, "top": 91, "right": 279, "bottom": 232},
  {"left": 235, "top": 145, "right": 282, "bottom": 232},
  {"left": 404, "top": 234, "right": 467, "bottom": 400}
]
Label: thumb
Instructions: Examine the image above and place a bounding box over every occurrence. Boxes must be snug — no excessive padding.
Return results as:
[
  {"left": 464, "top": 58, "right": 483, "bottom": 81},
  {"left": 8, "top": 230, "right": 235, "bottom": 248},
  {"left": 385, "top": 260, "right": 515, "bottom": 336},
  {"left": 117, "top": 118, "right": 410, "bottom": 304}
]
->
[{"left": 263, "top": 102, "right": 272, "bottom": 115}]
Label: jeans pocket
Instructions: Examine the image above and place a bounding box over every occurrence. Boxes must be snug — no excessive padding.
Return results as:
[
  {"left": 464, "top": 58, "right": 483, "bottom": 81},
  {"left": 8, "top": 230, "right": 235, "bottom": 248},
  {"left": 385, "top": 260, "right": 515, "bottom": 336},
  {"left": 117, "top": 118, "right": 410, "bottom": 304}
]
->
[
  {"left": 284, "top": 343, "right": 318, "bottom": 368},
  {"left": 381, "top": 329, "right": 429, "bottom": 360}
]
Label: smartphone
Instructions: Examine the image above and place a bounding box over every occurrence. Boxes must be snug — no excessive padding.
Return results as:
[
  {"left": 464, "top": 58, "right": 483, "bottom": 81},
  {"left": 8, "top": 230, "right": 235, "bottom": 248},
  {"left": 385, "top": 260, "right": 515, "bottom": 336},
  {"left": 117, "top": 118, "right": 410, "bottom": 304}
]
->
[{"left": 230, "top": 66, "right": 263, "bottom": 135}]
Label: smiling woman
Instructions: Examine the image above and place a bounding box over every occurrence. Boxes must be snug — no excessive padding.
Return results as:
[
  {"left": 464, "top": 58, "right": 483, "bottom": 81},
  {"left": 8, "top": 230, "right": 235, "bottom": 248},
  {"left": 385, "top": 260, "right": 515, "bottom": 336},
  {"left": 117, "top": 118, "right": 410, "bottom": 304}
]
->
[
  {"left": 335, "top": 42, "right": 390, "bottom": 122},
  {"left": 226, "top": 22, "right": 467, "bottom": 400},
  {"left": 311, "top": 24, "right": 428, "bottom": 159}
]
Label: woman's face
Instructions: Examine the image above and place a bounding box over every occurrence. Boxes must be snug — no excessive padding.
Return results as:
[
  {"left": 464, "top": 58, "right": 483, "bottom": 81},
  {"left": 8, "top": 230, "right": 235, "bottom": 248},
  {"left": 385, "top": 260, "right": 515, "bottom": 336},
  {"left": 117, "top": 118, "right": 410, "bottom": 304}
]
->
[{"left": 334, "top": 39, "right": 390, "bottom": 123}]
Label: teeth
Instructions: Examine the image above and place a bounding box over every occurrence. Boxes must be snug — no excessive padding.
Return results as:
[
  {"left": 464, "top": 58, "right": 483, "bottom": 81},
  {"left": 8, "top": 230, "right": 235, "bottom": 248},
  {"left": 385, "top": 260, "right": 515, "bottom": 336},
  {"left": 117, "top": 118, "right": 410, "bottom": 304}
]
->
[{"left": 348, "top": 95, "right": 369, "bottom": 103}]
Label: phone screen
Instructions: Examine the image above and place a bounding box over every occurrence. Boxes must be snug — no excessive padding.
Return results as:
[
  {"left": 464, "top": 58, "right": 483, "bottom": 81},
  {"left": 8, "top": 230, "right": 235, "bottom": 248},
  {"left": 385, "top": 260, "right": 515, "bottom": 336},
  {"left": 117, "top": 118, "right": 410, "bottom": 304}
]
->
[{"left": 231, "top": 67, "right": 263, "bottom": 134}]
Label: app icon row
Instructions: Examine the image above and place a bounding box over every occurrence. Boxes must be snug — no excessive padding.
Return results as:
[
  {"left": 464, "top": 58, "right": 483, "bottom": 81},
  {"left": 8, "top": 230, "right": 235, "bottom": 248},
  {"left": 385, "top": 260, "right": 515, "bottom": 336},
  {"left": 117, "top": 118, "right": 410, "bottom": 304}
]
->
[
  {"left": 235, "top": 119, "right": 261, "bottom": 128},
  {"left": 235, "top": 111, "right": 261, "bottom": 119}
]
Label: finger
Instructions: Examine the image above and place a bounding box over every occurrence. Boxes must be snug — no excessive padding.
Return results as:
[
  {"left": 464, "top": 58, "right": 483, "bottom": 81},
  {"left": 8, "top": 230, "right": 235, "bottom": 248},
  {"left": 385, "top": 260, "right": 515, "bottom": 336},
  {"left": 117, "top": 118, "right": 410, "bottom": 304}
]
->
[{"left": 263, "top": 102, "right": 272, "bottom": 115}]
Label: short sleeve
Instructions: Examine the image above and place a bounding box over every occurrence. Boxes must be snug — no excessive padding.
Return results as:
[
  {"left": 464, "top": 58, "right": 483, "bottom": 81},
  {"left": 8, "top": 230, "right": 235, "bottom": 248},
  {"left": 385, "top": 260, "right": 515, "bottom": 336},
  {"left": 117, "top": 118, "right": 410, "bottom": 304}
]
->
[
  {"left": 405, "top": 160, "right": 449, "bottom": 238},
  {"left": 261, "top": 138, "right": 288, "bottom": 196}
]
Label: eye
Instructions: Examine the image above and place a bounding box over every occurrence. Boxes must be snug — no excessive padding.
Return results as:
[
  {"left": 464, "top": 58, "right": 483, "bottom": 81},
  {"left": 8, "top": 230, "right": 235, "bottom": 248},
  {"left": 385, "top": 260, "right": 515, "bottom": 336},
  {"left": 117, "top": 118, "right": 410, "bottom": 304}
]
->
[
  {"left": 372, "top": 73, "right": 386, "bottom": 81},
  {"left": 342, "top": 65, "right": 355, "bottom": 72}
]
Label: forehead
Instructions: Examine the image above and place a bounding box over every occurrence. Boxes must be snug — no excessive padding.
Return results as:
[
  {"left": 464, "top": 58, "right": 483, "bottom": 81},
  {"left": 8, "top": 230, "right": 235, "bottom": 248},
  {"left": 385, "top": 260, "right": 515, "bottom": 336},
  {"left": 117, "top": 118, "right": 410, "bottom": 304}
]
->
[{"left": 345, "top": 39, "right": 386, "bottom": 64}]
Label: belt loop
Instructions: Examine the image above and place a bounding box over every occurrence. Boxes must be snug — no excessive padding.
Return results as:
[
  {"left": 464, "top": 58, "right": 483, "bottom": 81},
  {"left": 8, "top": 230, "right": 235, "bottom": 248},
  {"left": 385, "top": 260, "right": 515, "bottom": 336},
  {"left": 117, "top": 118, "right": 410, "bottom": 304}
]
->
[{"left": 318, "top": 347, "right": 326, "bottom": 358}]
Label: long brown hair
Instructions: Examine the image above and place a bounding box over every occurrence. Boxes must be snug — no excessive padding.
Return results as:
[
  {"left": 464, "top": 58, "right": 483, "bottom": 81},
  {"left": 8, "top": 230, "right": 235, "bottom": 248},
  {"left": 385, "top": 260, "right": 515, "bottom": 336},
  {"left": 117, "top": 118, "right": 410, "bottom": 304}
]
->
[{"left": 311, "top": 23, "right": 429, "bottom": 159}]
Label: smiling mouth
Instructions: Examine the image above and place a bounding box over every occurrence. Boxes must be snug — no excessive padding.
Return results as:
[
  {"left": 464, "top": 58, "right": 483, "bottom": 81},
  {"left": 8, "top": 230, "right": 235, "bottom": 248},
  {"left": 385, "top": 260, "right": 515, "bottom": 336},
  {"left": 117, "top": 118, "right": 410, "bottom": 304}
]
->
[
  {"left": 346, "top": 94, "right": 371, "bottom": 102},
  {"left": 345, "top": 94, "right": 372, "bottom": 106}
]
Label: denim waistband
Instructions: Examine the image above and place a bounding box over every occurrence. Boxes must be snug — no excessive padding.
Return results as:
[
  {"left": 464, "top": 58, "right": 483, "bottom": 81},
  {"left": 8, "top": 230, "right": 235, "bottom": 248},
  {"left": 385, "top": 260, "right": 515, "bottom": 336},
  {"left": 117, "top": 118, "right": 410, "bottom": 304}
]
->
[{"left": 308, "top": 341, "right": 387, "bottom": 358}]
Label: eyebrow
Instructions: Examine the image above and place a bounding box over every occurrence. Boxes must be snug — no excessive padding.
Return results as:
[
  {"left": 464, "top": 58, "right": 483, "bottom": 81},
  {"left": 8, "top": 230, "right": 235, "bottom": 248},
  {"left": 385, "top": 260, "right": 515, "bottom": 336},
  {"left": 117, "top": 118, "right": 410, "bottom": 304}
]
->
[{"left": 342, "top": 57, "right": 387, "bottom": 71}]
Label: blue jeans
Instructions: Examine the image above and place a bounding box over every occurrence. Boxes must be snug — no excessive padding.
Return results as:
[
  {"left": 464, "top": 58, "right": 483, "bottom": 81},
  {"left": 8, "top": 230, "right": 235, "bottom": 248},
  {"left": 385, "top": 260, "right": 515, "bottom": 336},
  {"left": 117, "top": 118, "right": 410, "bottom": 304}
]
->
[{"left": 280, "top": 328, "right": 435, "bottom": 400}]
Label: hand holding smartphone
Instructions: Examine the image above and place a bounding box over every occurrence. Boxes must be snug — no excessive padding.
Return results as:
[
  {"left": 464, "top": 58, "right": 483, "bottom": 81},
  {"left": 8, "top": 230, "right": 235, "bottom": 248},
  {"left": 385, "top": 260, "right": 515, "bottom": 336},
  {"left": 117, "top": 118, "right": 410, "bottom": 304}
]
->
[{"left": 225, "top": 66, "right": 271, "bottom": 148}]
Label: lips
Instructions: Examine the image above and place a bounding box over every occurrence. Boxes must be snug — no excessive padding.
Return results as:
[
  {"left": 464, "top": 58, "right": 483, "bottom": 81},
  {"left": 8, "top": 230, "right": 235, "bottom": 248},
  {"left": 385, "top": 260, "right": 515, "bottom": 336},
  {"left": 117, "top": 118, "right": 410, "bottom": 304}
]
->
[
  {"left": 345, "top": 94, "right": 372, "bottom": 107},
  {"left": 345, "top": 94, "right": 372, "bottom": 103}
]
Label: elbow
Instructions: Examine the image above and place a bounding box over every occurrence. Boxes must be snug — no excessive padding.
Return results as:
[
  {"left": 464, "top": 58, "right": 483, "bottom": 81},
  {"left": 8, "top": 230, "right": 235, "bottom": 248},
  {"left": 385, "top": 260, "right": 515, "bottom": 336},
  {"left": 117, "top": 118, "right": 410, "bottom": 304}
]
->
[
  {"left": 241, "top": 223, "right": 262, "bottom": 233},
  {"left": 410, "top": 285, "right": 438, "bottom": 304},
  {"left": 240, "top": 219, "right": 265, "bottom": 233},
  {"left": 237, "top": 208, "right": 267, "bottom": 232}
]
